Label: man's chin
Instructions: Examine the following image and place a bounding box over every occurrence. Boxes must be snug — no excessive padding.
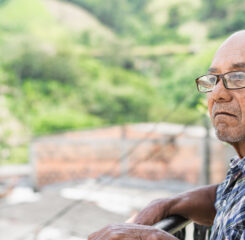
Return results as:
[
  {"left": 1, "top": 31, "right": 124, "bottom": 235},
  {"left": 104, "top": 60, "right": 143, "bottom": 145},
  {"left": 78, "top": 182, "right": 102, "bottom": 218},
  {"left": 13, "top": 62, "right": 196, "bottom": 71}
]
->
[
  {"left": 216, "top": 133, "right": 234, "bottom": 143},
  {"left": 215, "top": 129, "right": 245, "bottom": 143}
]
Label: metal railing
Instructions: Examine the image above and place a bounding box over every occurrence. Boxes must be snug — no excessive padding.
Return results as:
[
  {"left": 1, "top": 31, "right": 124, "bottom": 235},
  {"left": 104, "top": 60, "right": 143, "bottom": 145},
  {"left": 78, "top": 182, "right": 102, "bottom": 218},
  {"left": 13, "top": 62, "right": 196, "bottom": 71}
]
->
[{"left": 154, "top": 215, "right": 211, "bottom": 240}]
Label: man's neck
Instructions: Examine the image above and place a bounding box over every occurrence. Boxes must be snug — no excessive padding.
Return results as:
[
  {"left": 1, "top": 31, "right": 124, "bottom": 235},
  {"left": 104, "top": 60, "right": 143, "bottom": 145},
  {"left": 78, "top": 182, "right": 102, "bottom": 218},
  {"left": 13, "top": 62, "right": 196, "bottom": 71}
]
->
[{"left": 232, "top": 142, "right": 245, "bottom": 158}]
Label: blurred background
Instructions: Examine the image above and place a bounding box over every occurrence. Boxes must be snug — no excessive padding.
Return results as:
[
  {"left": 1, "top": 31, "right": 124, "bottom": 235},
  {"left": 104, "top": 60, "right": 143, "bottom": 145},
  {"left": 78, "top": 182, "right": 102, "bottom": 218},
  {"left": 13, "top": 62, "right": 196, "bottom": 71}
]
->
[{"left": 0, "top": 0, "right": 243, "bottom": 239}]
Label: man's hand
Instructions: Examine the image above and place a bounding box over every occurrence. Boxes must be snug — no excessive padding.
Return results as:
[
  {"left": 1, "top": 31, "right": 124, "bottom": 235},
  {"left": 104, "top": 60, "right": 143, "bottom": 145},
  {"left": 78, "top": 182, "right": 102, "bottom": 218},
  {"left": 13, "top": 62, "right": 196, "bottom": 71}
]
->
[
  {"left": 128, "top": 199, "right": 172, "bottom": 225},
  {"left": 88, "top": 223, "right": 178, "bottom": 240}
]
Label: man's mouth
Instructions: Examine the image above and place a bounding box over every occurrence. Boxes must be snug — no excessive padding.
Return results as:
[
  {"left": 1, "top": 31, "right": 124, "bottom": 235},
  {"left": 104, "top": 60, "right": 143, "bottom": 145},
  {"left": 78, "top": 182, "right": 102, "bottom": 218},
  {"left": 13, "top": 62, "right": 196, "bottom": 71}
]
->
[{"left": 214, "top": 112, "right": 237, "bottom": 118}]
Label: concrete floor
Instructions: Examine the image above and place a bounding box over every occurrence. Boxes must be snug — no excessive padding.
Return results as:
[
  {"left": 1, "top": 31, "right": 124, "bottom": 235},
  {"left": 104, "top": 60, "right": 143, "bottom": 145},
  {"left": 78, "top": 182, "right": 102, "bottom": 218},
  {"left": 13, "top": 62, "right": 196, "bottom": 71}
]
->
[{"left": 0, "top": 177, "right": 196, "bottom": 240}]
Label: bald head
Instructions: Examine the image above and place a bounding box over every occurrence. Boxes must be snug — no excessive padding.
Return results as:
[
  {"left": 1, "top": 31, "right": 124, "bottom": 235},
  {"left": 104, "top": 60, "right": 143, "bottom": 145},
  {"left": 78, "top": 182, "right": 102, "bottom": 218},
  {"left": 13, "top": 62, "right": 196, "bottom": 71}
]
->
[
  {"left": 219, "top": 30, "right": 245, "bottom": 49},
  {"left": 209, "top": 30, "right": 245, "bottom": 74}
]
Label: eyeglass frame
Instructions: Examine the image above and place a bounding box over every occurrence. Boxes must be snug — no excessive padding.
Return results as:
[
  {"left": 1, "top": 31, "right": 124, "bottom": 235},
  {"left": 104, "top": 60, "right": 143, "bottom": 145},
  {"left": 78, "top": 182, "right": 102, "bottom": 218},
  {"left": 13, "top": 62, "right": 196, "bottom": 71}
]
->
[{"left": 195, "top": 70, "right": 245, "bottom": 93}]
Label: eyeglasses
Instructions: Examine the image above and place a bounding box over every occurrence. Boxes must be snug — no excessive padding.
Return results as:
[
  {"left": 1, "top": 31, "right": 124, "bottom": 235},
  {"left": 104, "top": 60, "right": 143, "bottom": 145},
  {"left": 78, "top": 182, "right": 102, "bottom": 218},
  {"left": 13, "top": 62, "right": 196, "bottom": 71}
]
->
[{"left": 195, "top": 71, "right": 245, "bottom": 93}]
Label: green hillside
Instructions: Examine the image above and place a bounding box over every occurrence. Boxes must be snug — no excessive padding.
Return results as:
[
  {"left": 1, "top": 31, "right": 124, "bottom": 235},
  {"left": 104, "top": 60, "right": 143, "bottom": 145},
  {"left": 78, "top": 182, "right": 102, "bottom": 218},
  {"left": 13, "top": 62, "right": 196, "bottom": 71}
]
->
[{"left": 0, "top": 0, "right": 243, "bottom": 164}]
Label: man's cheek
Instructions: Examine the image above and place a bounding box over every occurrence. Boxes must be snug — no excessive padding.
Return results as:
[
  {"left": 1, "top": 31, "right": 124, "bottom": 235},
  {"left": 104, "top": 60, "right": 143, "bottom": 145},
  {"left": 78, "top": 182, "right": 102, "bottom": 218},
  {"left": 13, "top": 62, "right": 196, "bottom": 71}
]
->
[
  {"left": 206, "top": 93, "right": 212, "bottom": 105},
  {"left": 240, "top": 97, "right": 245, "bottom": 123},
  {"left": 207, "top": 100, "right": 213, "bottom": 120}
]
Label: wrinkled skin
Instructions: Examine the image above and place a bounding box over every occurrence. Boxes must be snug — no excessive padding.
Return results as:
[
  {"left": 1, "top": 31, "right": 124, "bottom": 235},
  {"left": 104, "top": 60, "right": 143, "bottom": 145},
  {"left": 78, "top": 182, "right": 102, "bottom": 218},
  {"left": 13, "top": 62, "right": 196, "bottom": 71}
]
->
[{"left": 88, "top": 223, "right": 178, "bottom": 240}]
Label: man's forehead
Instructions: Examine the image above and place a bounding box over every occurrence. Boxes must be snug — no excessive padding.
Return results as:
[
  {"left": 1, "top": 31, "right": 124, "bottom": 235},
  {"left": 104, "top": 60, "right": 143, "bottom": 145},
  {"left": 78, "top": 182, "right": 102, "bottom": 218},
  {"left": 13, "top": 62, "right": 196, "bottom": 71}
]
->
[{"left": 209, "top": 47, "right": 245, "bottom": 73}]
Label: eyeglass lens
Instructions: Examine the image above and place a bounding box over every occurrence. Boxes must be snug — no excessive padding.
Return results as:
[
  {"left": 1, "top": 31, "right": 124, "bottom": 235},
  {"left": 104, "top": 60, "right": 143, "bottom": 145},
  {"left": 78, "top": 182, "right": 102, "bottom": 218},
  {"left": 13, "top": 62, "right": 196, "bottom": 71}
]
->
[
  {"left": 197, "top": 75, "right": 217, "bottom": 92},
  {"left": 197, "top": 71, "right": 245, "bottom": 92},
  {"left": 225, "top": 71, "right": 245, "bottom": 88}
]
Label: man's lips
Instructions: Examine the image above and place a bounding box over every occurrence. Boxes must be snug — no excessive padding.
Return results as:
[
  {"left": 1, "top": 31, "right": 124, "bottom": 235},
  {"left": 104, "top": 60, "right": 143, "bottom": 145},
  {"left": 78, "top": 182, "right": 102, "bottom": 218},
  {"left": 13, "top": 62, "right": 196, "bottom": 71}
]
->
[{"left": 214, "top": 112, "right": 237, "bottom": 118}]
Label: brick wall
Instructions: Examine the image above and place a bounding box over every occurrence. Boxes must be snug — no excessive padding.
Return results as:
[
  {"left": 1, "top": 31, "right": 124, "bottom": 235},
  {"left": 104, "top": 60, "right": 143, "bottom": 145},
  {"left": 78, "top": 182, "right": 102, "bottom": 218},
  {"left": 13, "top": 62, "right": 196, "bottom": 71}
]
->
[{"left": 30, "top": 123, "right": 235, "bottom": 188}]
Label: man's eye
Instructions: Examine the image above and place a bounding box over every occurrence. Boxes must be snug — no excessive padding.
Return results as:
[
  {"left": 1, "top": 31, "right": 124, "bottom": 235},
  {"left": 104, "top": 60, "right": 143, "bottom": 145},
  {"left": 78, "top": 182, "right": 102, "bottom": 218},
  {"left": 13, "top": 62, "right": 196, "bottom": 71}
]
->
[
  {"left": 231, "top": 75, "right": 243, "bottom": 80},
  {"left": 209, "top": 77, "right": 216, "bottom": 83},
  {"left": 226, "top": 72, "right": 245, "bottom": 88},
  {"left": 229, "top": 72, "right": 245, "bottom": 80}
]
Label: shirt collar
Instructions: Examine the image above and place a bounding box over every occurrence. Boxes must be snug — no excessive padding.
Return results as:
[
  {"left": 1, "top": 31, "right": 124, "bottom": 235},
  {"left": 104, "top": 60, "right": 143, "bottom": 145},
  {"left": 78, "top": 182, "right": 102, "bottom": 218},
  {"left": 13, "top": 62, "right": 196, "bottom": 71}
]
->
[{"left": 229, "top": 155, "right": 245, "bottom": 174}]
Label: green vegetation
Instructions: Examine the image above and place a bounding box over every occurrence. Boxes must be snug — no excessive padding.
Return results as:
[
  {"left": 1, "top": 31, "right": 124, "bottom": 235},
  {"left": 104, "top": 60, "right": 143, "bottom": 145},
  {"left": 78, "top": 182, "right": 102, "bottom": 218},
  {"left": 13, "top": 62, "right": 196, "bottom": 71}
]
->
[
  {"left": 0, "top": 0, "right": 242, "bottom": 164},
  {"left": 199, "top": 0, "right": 245, "bottom": 38},
  {"left": 65, "top": 0, "right": 149, "bottom": 35}
]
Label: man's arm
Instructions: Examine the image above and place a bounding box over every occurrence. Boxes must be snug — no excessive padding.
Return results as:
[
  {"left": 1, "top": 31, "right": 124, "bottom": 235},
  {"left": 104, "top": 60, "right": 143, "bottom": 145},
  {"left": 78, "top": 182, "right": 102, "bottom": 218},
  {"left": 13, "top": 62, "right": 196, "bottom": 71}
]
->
[
  {"left": 132, "top": 184, "right": 218, "bottom": 226},
  {"left": 88, "top": 184, "right": 218, "bottom": 240}
]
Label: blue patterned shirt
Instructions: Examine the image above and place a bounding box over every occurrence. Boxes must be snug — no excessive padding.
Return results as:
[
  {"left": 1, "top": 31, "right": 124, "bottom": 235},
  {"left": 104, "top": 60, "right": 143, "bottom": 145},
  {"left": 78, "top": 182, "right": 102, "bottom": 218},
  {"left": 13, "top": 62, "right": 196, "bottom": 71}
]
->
[{"left": 210, "top": 156, "right": 245, "bottom": 239}]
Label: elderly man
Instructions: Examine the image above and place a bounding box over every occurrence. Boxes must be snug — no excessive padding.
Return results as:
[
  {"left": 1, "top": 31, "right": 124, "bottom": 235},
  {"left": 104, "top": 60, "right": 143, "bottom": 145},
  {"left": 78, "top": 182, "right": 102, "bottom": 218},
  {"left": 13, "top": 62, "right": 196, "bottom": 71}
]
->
[{"left": 88, "top": 30, "right": 245, "bottom": 239}]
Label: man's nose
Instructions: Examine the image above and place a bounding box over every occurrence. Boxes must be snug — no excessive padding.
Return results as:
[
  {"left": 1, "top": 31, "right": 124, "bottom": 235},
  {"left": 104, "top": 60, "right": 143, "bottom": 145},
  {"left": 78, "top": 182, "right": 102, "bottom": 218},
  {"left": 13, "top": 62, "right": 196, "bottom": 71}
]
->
[{"left": 210, "top": 78, "right": 232, "bottom": 103}]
